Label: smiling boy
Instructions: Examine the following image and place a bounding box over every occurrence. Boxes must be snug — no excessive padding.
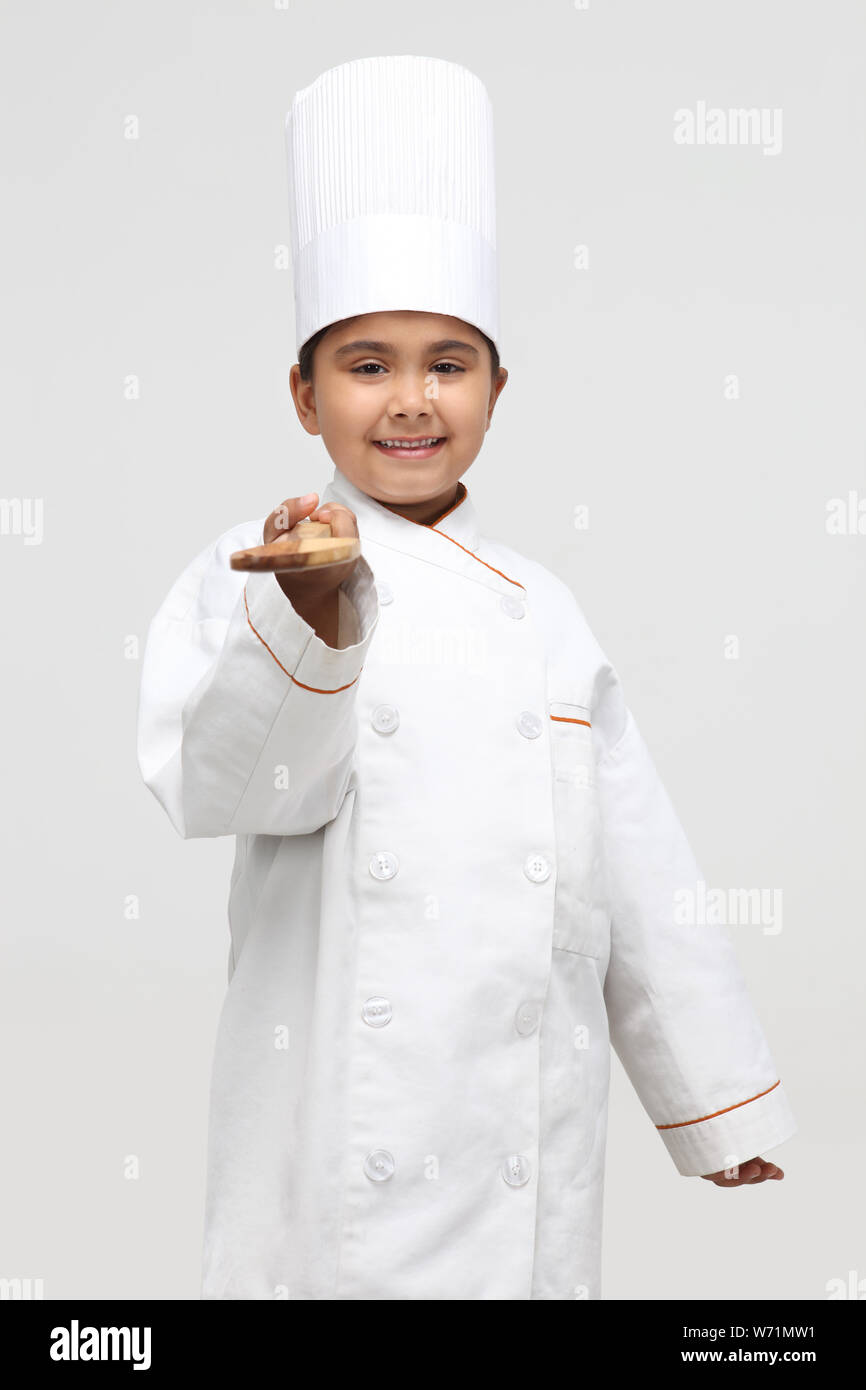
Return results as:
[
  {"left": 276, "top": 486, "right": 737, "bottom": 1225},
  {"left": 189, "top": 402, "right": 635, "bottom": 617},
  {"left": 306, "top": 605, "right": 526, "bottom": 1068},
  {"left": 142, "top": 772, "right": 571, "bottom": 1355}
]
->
[
  {"left": 136, "top": 56, "right": 796, "bottom": 1300},
  {"left": 267, "top": 309, "right": 507, "bottom": 648}
]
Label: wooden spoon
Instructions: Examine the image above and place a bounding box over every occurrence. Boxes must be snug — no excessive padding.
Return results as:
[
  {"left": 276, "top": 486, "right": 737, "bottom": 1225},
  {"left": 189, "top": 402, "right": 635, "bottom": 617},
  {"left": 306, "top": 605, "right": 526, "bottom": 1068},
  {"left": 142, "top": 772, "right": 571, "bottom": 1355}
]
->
[{"left": 230, "top": 520, "right": 360, "bottom": 572}]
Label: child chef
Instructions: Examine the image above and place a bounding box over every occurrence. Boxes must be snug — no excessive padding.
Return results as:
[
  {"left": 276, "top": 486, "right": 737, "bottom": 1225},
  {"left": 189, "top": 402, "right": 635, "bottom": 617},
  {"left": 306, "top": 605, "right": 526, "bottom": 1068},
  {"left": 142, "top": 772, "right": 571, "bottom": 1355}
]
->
[{"left": 136, "top": 54, "right": 797, "bottom": 1300}]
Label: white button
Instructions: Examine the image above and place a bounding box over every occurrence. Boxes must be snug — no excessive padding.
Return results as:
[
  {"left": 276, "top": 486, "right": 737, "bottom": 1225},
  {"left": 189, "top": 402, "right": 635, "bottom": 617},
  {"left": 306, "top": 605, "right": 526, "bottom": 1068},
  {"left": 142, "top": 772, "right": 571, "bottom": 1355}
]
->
[
  {"left": 500, "top": 595, "right": 526, "bottom": 620},
  {"left": 501, "top": 1153, "right": 532, "bottom": 1187},
  {"left": 369, "top": 851, "right": 399, "bottom": 880},
  {"left": 523, "top": 853, "right": 551, "bottom": 883},
  {"left": 515, "top": 1000, "right": 542, "bottom": 1036},
  {"left": 362, "top": 996, "right": 392, "bottom": 1027},
  {"left": 364, "top": 1149, "right": 396, "bottom": 1182},
  {"left": 376, "top": 581, "right": 394, "bottom": 605},
  {"left": 371, "top": 704, "right": 399, "bottom": 735},
  {"left": 516, "top": 711, "right": 542, "bottom": 739}
]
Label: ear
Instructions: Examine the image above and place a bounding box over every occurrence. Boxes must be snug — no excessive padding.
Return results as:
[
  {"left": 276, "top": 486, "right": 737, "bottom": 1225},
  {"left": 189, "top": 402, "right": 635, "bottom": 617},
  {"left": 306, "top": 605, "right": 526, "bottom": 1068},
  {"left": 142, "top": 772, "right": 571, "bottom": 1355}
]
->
[
  {"left": 487, "top": 366, "right": 508, "bottom": 422},
  {"left": 289, "top": 364, "right": 321, "bottom": 437}
]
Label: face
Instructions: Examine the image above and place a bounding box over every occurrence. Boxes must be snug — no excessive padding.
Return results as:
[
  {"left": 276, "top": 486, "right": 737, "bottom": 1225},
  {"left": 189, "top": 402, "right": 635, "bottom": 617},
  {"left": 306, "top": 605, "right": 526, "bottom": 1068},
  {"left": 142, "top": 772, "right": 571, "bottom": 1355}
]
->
[{"left": 289, "top": 310, "right": 508, "bottom": 523}]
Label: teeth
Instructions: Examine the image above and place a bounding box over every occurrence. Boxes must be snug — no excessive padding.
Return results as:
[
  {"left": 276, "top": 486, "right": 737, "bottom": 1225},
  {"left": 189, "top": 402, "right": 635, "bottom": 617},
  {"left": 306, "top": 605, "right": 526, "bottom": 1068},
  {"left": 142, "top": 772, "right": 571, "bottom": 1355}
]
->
[{"left": 376, "top": 438, "right": 442, "bottom": 448}]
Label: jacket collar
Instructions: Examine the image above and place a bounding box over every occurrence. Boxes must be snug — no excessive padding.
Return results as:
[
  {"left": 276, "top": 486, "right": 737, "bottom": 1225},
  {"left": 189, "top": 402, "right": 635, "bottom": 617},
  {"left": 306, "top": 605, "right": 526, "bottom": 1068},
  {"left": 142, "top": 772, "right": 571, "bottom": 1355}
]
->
[
  {"left": 322, "top": 465, "right": 481, "bottom": 551},
  {"left": 319, "top": 465, "right": 522, "bottom": 594},
  {"left": 320, "top": 466, "right": 528, "bottom": 596}
]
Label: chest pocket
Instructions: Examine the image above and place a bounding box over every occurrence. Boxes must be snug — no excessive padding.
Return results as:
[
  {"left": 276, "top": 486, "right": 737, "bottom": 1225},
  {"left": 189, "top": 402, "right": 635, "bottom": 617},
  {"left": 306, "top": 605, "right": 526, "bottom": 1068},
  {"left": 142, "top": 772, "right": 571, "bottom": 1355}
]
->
[{"left": 548, "top": 701, "right": 610, "bottom": 961}]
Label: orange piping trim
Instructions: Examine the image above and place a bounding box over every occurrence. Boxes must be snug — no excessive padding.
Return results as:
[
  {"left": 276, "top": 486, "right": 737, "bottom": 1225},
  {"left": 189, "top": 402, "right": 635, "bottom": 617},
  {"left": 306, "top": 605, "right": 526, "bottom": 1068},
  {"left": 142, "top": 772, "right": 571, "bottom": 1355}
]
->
[
  {"left": 551, "top": 715, "right": 591, "bottom": 728},
  {"left": 402, "top": 481, "right": 526, "bottom": 590},
  {"left": 429, "top": 530, "right": 526, "bottom": 589},
  {"left": 656, "top": 1079, "right": 781, "bottom": 1130},
  {"left": 243, "top": 584, "right": 361, "bottom": 694},
  {"left": 430, "top": 480, "right": 468, "bottom": 523}
]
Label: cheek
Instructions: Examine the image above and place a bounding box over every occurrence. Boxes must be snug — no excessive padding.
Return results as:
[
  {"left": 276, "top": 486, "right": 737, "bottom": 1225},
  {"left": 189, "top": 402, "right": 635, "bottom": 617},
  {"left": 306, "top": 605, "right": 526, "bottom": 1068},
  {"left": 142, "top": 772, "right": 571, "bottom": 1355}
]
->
[
  {"left": 320, "top": 393, "right": 366, "bottom": 437},
  {"left": 445, "top": 385, "right": 490, "bottom": 430}
]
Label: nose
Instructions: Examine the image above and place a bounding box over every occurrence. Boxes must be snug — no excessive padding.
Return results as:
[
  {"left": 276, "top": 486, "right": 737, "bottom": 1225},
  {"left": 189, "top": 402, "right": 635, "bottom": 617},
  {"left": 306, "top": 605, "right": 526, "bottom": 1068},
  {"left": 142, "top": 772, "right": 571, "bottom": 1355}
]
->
[{"left": 385, "top": 370, "right": 435, "bottom": 422}]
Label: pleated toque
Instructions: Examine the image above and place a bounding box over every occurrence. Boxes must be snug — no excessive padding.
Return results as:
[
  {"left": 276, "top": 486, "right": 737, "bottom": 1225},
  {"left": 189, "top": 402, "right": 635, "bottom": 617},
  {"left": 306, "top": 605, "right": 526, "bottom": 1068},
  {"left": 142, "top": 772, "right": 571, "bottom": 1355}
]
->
[{"left": 284, "top": 54, "right": 499, "bottom": 356}]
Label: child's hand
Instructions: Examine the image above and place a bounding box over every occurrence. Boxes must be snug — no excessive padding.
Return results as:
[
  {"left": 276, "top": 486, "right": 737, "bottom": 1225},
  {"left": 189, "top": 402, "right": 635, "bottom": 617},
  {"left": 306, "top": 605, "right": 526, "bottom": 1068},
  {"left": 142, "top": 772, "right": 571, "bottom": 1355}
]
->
[
  {"left": 700, "top": 1156, "right": 784, "bottom": 1185},
  {"left": 263, "top": 493, "right": 361, "bottom": 645}
]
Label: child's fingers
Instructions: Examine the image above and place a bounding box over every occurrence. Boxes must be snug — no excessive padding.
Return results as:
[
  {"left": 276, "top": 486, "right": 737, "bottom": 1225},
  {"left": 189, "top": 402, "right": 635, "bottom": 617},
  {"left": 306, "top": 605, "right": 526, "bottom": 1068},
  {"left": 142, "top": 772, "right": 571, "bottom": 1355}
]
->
[
  {"left": 738, "top": 1162, "right": 763, "bottom": 1182},
  {"left": 263, "top": 493, "right": 319, "bottom": 544},
  {"left": 309, "top": 502, "right": 359, "bottom": 539},
  {"left": 746, "top": 1158, "right": 782, "bottom": 1182},
  {"left": 756, "top": 1161, "right": 783, "bottom": 1180},
  {"left": 701, "top": 1156, "right": 785, "bottom": 1185}
]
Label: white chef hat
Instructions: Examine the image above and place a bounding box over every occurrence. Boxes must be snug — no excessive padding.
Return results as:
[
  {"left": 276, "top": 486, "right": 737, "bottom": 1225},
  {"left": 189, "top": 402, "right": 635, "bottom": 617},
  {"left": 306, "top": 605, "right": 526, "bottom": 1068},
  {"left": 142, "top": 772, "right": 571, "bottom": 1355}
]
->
[{"left": 284, "top": 54, "right": 499, "bottom": 358}]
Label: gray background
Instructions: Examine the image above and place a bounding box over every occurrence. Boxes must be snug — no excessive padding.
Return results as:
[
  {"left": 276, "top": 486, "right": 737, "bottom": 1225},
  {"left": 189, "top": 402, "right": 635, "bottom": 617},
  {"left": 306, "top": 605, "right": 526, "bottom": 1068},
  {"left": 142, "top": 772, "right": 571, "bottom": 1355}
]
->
[{"left": 1, "top": 0, "right": 863, "bottom": 1300}]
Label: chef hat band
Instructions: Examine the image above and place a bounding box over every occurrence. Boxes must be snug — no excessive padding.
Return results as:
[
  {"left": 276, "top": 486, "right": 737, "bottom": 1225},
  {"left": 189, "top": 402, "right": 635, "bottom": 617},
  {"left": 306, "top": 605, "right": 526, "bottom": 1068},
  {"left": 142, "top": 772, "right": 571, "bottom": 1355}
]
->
[{"left": 285, "top": 54, "right": 499, "bottom": 357}]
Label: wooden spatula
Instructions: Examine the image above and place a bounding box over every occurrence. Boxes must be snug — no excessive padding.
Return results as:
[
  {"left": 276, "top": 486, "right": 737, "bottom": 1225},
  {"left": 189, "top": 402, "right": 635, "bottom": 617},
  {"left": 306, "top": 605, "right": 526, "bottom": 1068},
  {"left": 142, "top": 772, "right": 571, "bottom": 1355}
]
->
[{"left": 230, "top": 520, "right": 360, "bottom": 572}]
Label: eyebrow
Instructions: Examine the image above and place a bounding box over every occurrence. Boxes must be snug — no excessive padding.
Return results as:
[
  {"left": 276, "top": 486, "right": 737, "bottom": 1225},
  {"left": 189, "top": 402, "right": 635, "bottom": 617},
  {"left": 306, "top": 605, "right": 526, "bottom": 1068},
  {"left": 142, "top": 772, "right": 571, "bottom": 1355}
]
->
[{"left": 332, "top": 338, "right": 480, "bottom": 358}]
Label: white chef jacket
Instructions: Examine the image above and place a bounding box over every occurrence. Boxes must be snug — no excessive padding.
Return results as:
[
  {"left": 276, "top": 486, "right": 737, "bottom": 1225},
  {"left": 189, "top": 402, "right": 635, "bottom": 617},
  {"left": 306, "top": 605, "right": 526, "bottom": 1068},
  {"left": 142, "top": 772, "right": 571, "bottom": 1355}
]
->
[{"left": 136, "top": 464, "right": 797, "bottom": 1300}]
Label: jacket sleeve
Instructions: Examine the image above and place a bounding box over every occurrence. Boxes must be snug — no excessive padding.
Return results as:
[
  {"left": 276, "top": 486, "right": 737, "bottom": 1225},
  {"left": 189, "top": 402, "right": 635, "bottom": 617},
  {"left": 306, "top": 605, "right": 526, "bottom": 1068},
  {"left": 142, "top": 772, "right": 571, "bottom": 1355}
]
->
[
  {"left": 594, "top": 680, "right": 797, "bottom": 1177},
  {"left": 136, "top": 521, "right": 380, "bottom": 839}
]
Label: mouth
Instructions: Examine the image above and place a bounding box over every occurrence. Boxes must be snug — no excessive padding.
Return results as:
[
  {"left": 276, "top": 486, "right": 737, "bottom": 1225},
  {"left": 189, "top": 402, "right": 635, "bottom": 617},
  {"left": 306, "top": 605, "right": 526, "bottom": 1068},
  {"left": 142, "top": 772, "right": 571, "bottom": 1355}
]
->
[{"left": 371, "top": 436, "right": 447, "bottom": 459}]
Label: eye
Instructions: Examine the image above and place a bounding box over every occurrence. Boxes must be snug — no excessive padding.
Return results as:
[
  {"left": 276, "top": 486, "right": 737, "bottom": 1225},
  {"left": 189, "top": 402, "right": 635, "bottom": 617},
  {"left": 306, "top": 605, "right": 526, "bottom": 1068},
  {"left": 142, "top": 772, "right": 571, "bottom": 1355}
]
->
[
  {"left": 431, "top": 362, "right": 465, "bottom": 374},
  {"left": 351, "top": 363, "right": 386, "bottom": 375}
]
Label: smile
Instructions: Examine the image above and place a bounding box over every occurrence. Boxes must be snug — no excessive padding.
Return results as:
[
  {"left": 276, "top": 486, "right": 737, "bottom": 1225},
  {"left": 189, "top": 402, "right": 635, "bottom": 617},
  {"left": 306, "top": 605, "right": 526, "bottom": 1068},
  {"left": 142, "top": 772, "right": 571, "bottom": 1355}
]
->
[{"left": 372, "top": 437, "right": 446, "bottom": 459}]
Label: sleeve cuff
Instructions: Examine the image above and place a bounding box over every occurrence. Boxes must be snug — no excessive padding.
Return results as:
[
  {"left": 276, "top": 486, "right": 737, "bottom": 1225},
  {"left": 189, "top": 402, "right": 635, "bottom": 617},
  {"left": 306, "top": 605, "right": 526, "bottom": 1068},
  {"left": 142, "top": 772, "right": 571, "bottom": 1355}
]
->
[
  {"left": 242, "top": 556, "right": 379, "bottom": 689},
  {"left": 655, "top": 1079, "right": 798, "bottom": 1177}
]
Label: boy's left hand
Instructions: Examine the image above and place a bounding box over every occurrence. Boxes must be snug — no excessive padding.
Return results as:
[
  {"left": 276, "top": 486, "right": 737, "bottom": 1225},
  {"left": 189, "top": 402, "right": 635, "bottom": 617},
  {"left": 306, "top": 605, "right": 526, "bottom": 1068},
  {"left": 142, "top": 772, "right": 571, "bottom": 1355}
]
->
[{"left": 700, "top": 1156, "right": 784, "bottom": 1185}]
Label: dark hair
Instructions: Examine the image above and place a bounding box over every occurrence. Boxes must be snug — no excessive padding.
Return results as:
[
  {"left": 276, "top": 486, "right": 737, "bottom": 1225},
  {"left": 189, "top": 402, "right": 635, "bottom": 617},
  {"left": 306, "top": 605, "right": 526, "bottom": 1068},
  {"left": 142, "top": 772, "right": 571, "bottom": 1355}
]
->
[{"left": 297, "top": 322, "right": 500, "bottom": 384}]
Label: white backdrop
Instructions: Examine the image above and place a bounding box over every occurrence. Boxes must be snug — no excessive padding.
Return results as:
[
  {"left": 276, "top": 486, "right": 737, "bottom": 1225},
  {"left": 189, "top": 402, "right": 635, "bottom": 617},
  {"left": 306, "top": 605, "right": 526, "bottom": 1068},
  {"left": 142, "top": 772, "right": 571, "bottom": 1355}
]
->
[{"left": 1, "top": 0, "right": 863, "bottom": 1300}]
